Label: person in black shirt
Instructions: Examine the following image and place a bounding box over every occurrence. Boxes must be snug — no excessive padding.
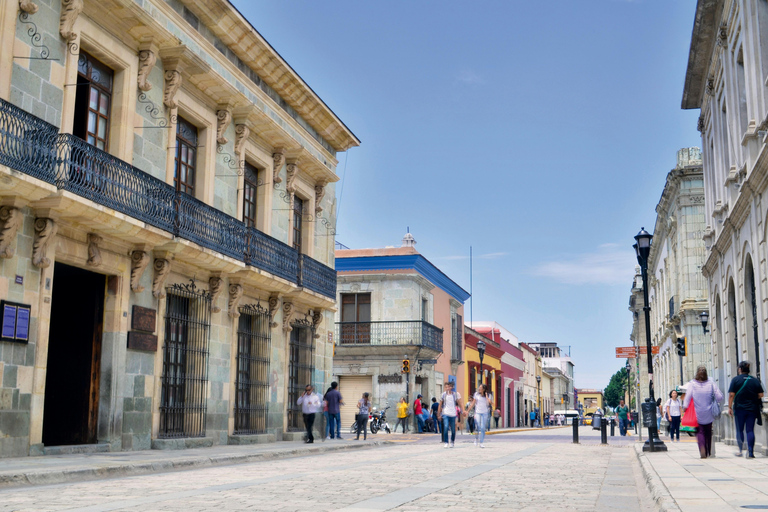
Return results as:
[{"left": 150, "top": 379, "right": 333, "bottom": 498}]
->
[{"left": 728, "top": 361, "right": 765, "bottom": 458}]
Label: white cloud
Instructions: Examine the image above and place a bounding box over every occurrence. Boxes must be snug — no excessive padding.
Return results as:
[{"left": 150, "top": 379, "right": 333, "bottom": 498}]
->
[
  {"left": 456, "top": 69, "right": 485, "bottom": 85},
  {"left": 531, "top": 245, "right": 636, "bottom": 286}
]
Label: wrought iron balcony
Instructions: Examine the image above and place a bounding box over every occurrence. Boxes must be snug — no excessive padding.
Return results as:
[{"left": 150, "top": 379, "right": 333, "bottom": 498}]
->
[
  {"left": 0, "top": 98, "right": 336, "bottom": 299},
  {"left": 335, "top": 321, "right": 444, "bottom": 352}
]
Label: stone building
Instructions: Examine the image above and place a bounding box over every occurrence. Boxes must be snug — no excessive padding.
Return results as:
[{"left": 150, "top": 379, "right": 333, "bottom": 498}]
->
[
  {"left": 682, "top": 0, "right": 768, "bottom": 452},
  {"left": 519, "top": 342, "right": 542, "bottom": 425},
  {"left": 0, "top": 0, "right": 358, "bottom": 457},
  {"left": 529, "top": 342, "right": 574, "bottom": 413},
  {"left": 333, "top": 233, "right": 469, "bottom": 429},
  {"left": 647, "top": 148, "right": 710, "bottom": 399}
]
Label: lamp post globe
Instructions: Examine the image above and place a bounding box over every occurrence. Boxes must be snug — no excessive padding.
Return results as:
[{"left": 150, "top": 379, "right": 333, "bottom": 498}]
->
[
  {"left": 477, "top": 339, "right": 486, "bottom": 389},
  {"left": 700, "top": 311, "right": 710, "bottom": 333}
]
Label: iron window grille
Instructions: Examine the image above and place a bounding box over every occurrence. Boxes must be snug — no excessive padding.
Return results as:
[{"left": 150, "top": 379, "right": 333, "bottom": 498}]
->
[
  {"left": 234, "top": 303, "right": 272, "bottom": 435},
  {"left": 159, "top": 281, "right": 211, "bottom": 439},
  {"left": 286, "top": 320, "right": 314, "bottom": 431}
]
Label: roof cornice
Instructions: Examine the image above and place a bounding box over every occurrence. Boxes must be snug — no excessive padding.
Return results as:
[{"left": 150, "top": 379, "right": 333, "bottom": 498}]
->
[{"left": 682, "top": 0, "right": 724, "bottom": 109}]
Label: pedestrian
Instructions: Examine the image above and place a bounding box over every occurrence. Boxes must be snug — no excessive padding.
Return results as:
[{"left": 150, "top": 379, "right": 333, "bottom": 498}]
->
[
  {"left": 395, "top": 397, "right": 408, "bottom": 433},
  {"left": 324, "top": 381, "right": 343, "bottom": 440},
  {"left": 664, "top": 390, "right": 683, "bottom": 442},
  {"left": 728, "top": 360, "right": 765, "bottom": 458},
  {"left": 437, "top": 381, "right": 464, "bottom": 448},
  {"left": 468, "top": 383, "right": 491, "bottom": 448},
  {"left": 494, "top": 408, "right": 501, "bottom": 429},
  {"left": 466, "top": 400, "right": 475, "bottom": 434},
  {"left": 656, "top": 398, "right": 662, "bottom": 432},
  {"left": 616, "top": 399, "right": 630, "bottom": 436},
  {"left": 683, "top": 365, "right": 724, "bottom": 458},
  {"left": 414, "top": 394, "right": 425, "bottom": 433},
  {"left": 356, "top": 392, "right": 371, "bottom": 441},
  {"left": 543, "top": 412, "right": 549, "bottom": 427},
  {"left": 322, "top": 386, "right": 332, "bottom": 440},
  {"left": 529, "top": 409, "right": 535, "bottom": 427},
  {"left": 431, "top": 397, "right": 442, "bottom": 434},
  {"left": 297, "top": 384, "right": 321, "bottom": 443}
]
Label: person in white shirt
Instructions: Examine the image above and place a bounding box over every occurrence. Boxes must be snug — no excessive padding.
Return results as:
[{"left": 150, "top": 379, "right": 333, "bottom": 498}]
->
[
  {"left": 664, "top": 390, "right": 683, "bottom": 442},
  {"left": 297, "top": 384, "right": 321, "bottom": 443},
  {"left": 437, "top": 381, "right": 465, "bottom": 448},
  {"left": 468, "top": 384, "right": 491, "bottom": 448}
]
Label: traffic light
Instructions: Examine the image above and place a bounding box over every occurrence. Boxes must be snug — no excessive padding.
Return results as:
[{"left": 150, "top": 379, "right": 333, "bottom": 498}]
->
[
  {"left": 676, "top": 337, "right": 686, "bottom": 357},
  {"left": 401, "top": 359, "right": 410, "bottom": 373}
]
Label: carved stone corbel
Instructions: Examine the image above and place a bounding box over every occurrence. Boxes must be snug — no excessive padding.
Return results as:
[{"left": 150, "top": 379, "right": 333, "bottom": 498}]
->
[
  {"left": 19, "top": 0, "right": 38, "bottom": 14},
  {"left": 314, "top": 182, "right": 326, "bottom": 214},
  {"left": 228, "top": 283, "right": 243, "bottom": 318},
  {"left": 216, "top": 109, "right": 232, "bottom": 145},
  {"left": 0, "top": 206, "right": 23, "bottom": 259},
  {"left": 130, "top": 250, "right": 150, "bottom": 292},
  {"left": 234, "top": 125, "right": 250, "bottom": 156},
  {"left": 285, "top": 160, "right": 298, "bottom": 195},
  {"left": 697, "top": 116, "right": 704, "bottom": 133},
  {"left": 209, "top": 274, "right": 224, "bottom": 313},
  {"left": 282, "top": 302, "right": 295, "bottom": 333},
  {"left": 268, "top": 294, "right": 280, "bottom": 328},
  {"left": 59, "top": 0, "right": 83, "bottom": 42},
  {"left": 152, "top": 257, "right": 171, "bottom": 298},
  {"left": 137, "top": 50, "right": 157, "bottom": 92},
  {"left": 86, "top": 233, "right": 103, "bottom": 267},
  {"left": 163, "top": 70, "right": 182, "bottom": 109},
  {"left": 272, "top": 149, "right": 285, "bottom": 184},
  {"left": 32, "top": 218, "right": 56, "bottom": 268},
  {"left": 312, "top": 310, "right": 323, "bottom": 339}
]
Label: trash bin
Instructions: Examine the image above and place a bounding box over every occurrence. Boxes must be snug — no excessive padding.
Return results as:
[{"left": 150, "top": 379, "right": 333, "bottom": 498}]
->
[{"left": 641, "top": 399, "right": 657, "bottom": 428}]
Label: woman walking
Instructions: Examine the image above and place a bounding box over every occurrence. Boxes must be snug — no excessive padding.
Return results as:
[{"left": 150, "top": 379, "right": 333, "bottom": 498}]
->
[
  {"left": 728, "top": 361, "right": 765, "bottom": 458},
  {"left": 395, "top": 397, "right": 408, "bottom": 433},
  {"left": 664, "top": 390, "right": 683, "bottom": 442},
  {"left": 468, "top": 384, "right": 491, "bottom": 448},
  {"left": 683, "top": 365, "right": 724, "bottom": 458},
  {"left": 356, "top": 392, "right": 371, "bottom": 440}
]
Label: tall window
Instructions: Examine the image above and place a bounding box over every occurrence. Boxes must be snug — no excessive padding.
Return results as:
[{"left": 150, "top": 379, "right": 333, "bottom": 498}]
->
[
  {"left": 286, "top": 325, "right": 314, "bottom": 431},
  {"left": 243, "top": 162, "right": 259, "bottom": 229},
  {"left": 745, "top": 257, "right": 761, "bottom": 379},
  {"left": 159, "top": 285, "right": 211, "bottom": 438},
  {"left": 174, "top": 117, "right": 198, "bottom": 195},
  {"left": 451, "top": 313, "right": 463, "bottom": 361},
  {"left": 73, "top": 52, "right": 113, "bottom": 150},
  {"left": 422, "top": 298, "right": 428, "bottom": 321},
  {"left": 234, "top": 305, "right": 271, "bottom": 435},
  {"left": 728, "top": 279, "right": 739, "bottom": 376},
  {"left": 292, "top": 197, "right": 304, "bottom": 251},
  {"left": 340, "top": 293, "right": 371, "bottom": 344}
]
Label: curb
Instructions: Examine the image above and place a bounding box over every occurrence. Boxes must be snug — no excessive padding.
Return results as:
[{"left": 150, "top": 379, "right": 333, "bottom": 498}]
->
[
  {"left": 486, "top": 426, "right": 570, "bottom": 435},
  {"left": 633, "top": 443, "right": 681, "bottom": 512},
  {"left": 0, "top": 440, "right": 394, "bottom": 489}
]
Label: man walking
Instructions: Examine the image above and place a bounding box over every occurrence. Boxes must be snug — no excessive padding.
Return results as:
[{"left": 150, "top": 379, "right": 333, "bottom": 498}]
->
[
  {"left": 617, "top": 399, "right": 629, "bottom": 436},
  {"left": 297, "top": 384, "right": 321, "bottom": 443},
  {"left": 414, "top": 394, "right": 424, "bottom": 433},
  {"left": 437, "top": 381, "right": 464, "bottom": 447},
  {"left": 728, "top": 361, "right": 765, "bottom": 458},
  {"left": 325, "top": 381, "right": 343, "bottom": 439}
]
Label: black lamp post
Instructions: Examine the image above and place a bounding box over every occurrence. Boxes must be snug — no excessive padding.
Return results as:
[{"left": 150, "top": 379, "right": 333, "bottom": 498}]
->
[
  {"left": 700, "top": 311, "right": 710, "bottom": 334},
  {"left": 634, "top": 227, "right": 667, "bottom": 452},
  {"left": 477, "top": 339, "right": 486, "bottom": 390},
  {"left": 536, "top": 375, "right": 541, "bottom": 427},
  {"left": 625, "top": 360, "right": 631, "bottom": 406}
]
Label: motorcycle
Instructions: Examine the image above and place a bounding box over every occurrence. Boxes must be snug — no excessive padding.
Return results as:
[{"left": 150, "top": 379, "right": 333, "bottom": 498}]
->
[{"left": 369, "top": 406, "right": 391, "bottom": 434}]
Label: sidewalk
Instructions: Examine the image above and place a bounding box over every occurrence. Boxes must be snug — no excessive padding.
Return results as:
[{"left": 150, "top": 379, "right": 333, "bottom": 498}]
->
[
  {"left": 0, "top": 437, "right": 391, "bottom": 489},
  {"left": 635, "top": 439, "right": 768, "bottom": 511}
]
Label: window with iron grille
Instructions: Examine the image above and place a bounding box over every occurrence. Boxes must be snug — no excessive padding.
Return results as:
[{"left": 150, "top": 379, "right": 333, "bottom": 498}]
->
[
  {"left": 73, "top": 52, "right": 113, "bottom": 151},
  {"left": 243, "top": 162, "right": 259, "bottom": 229},
  {"left": 286, "top": 324, "right": 314, "bottom": 431},
  {"left": 292, "top": 196, "right": 304, "bottom": 252},
  {"left": 174, "top": 117, "right": 198, "bottom": 195},
  {"left": 159, "top": 283, "right": 211, "bottom": 438},
  {"left": 234, "top": 304, "right": 271, "bottom": 435}
]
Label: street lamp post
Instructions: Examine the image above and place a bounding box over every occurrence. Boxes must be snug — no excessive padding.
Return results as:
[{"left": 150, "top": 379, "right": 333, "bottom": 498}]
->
[
  {"left": 625, "top": 360, "right": 631, "bottom": 406},
  {"left": 477, "top": 339, "right": 486, "bottom": 390},
  {"left": 634, "top": 227, "right": 667, "bottom": 452},
  {"left": 536, "top": 375, "right": 541, "bottom": 428}
]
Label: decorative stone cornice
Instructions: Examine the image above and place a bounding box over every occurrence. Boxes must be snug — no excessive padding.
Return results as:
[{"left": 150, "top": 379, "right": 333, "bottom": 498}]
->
[
  {"left": 272, "top": 149, "right": 285, "bottom": 184},
  {"left": 209, "top": 274, "right": 223, "bottom": 313},
  {"left": 19, "top": 0, "right": 38, "bottom": 14},
  {"left": 314, "top": 182, "right": 326, "bottom": 214},
  {"left": 312, "top": 309, "right": 323, "bottom": 338},
  {"left": 228, "top": 283, "right": 243, "bottom": 318},
  {"left": 130, "top": 249, "right": 150, "bottom": 292},
  {"left": 234, "top": 124, "right": 250, "bottom": 156},
  {"left": 137, "top": 49, "right": 157, "bottom": 92},
  {"left": 282, "top": 301, "right": 295, "bottom": 333},
  {"left": 268, "top": 294, "right": 280, "bottom": 328},
  {"left": 0, "top": 206, "right": 23, "bottom": 259},
  {"left": 162, "top": 70, "right": 181, "bottom": 109},
  {"left": 216, "top": 108, "right": 232, "bottom": 145},
  {"left": 59, "top": 0, "right": 83, "bottom": 43},
  {"left": 86, "top": 233, "right": 103, "bottom": 267},
  {"left": 152, "top": 257, "right": 171, "bottom": 298},
  {"left": 32, "top": 218, "right": 56, "bottom": 268},
  {"left": 285, "top": 160, "right": 298, "bottom": 195}
]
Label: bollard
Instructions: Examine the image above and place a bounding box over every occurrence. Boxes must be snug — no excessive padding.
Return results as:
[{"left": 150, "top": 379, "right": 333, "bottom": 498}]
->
[
  {"left": 572, "top": 417, "right": 579, "bottom": 444},
  {"left": 601, "top": 418, "right": 608, "bottom": 445},
  {"left": 610, "top": 418, "right": 615, "bottom": 437}
]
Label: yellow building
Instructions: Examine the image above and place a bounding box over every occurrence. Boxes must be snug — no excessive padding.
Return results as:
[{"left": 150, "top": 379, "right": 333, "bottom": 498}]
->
[
  {"left": 576, "top": 389, "right": 604, "bottom": 416},
  {"left": 462, "top": 327, "right": 503, "bottom": 411}
]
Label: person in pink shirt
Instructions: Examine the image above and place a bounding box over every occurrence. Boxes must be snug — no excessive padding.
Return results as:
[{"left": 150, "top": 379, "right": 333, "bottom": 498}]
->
[{"left": 683, "top": 365, "right": 724, "bottom": 458}]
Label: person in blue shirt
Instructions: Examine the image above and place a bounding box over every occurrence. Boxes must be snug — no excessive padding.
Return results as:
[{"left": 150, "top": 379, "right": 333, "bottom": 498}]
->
[{"left": 431, "top": 397, "right": 441, "bottom": 434}]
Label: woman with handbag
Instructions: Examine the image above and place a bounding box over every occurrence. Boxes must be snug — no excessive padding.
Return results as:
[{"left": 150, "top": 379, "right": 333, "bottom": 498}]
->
[
  {"left": 664, "top": 390, "right": 683, "bottom": 442},
  {"left": 728, "top": 361, "right": 765, "bottom": 458},
  {"left": 356, "top": 392, "right": 371, "bottom": 441},
  {"left": 683, "top": 365, "right": 724, "bottom": 458}
]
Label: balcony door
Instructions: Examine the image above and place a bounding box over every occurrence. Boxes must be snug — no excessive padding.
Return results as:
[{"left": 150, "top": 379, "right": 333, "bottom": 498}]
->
[
  {"left": 73, "top": 52, "right": 113, "bottom": 151},
  {"left": 340, "top": 293, "right": 370, "bottom": 344}
]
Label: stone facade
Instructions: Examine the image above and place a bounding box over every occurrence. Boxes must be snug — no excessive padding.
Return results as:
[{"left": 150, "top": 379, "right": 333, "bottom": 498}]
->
[
  {"left": 682, "top": 0, "right": 768, "bottom": 454},
  {"left": 0, "top": 0, "right": 357, "bottom": 457},
  {"left": 647, "top": 149, "right": 710, "bottom": 400}
]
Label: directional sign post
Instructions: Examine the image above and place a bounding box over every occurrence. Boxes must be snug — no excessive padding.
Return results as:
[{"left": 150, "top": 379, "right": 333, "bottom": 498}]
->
[
  {"left": 615, "top": 347, "right": 638, "bottom": 358},
  {"left": 638, "top": 346, "right": 660, "bottom": 355}
]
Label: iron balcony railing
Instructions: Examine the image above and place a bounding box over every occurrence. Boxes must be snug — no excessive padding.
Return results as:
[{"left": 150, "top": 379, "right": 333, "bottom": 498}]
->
[
  {"left": 0, "top": 98, "right": 336, "bottom": 298},
  {"left": 335, "top": 321, "right": 444, "bottom": 352}
]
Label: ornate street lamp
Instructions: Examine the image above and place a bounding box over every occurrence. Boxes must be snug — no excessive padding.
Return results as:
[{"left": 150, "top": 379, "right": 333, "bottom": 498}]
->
[
  {"left": 477, "top": 339, "right": 486, "bottom": 390},
  {"left": 700, "top": 310, "right": 710, "bottom": 334},
  {"left": 634, "top": 227, "right": 667, "bottom": 452},
  {"left": 536, "top": 375, "right": 542, "bottom": 427}
]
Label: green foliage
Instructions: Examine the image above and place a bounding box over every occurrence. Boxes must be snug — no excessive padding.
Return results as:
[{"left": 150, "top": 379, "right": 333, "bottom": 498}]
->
[{"left": 604, "top": 367, "right": 630, "bottom": 409}]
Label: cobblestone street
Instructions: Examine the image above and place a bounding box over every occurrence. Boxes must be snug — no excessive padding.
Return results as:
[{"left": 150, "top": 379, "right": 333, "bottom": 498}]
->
[{"left": 0, "top": 428, "right": 653, "bottom": 512}]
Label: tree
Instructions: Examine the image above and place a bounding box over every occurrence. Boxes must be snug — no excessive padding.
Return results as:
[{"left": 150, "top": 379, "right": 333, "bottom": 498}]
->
[{"left": 604, "top": 367, "right": 629, "bottom": 409}]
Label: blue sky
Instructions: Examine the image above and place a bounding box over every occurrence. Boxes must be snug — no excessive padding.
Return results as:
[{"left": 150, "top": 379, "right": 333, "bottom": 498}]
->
[{"left": 234, "top": 1, "right": 702, "bottom": 389}]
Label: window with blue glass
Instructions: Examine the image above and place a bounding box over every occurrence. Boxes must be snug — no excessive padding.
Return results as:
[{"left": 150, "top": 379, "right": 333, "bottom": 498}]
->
[{"left": 1, "top": 300, "right": 31, "bottom": 343}]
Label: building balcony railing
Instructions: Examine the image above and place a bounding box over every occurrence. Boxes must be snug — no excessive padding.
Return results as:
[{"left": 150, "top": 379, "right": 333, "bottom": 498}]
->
[
  {"left": 0, "top": 98, "right": 336, "bottom": 299},
  {"left": 335, "top": 321, "right": 444, "bottom": 352}
]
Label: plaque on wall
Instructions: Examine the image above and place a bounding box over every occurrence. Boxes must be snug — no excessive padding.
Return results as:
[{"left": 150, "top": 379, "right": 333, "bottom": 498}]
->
[
  {"left": 131, "top": 305, "right": 156, "bottom": 333},
  {"left": 127, "top": 331, "right": 158, "bottom": 352}
]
